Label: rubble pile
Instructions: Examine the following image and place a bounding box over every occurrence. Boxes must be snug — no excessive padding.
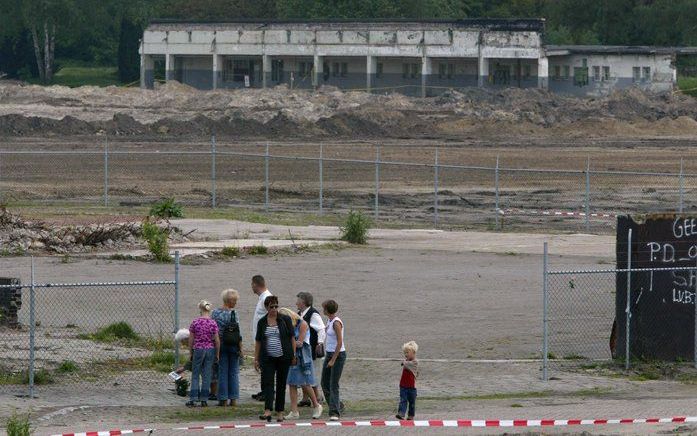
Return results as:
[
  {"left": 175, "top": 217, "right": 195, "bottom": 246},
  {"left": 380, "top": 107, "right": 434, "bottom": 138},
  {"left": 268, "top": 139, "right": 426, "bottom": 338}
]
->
[{"left": 0, "top": 208, "right": 182, "bottom": 254}]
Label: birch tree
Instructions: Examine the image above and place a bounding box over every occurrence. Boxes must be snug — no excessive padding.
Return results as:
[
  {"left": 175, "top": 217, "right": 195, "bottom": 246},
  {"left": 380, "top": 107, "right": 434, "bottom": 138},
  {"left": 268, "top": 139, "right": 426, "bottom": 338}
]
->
[{"left": 21, "top": 0, "right": 73, "bottom": 82}]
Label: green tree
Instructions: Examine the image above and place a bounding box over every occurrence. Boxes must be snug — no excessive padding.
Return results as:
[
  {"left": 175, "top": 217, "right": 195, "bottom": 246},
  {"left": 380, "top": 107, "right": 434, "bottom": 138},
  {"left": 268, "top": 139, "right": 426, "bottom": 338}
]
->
[{"left": 21, "top": 0, "right": 75, "bottom": 82}]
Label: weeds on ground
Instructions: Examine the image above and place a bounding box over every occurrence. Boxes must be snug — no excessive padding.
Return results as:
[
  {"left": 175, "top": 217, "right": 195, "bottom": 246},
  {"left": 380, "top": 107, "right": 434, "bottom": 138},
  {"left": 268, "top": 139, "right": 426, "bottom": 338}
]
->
[
  {"left": 141, "top": 219, "right": 172, "bottom": 262},
  {"left": 91, "top": 322, "right": 140, "bottom": 341},
  {"left": 340, "top": 210, "right": 371, "bottom": 244},
  {"left": 247, "top": 245, "right": 268, "bottom": 255},
  {"left": 221, "top": 246, "right": 240, "bottom": 257},
  {"left": 150, "top": 198, "right": 184, "bottom": 219},
  {"left": 79, "top": 323, "right": 173, "bottom": 351},
  {"left": 5, "top": 412, "right": 32, "bottom": 436},
  {"left": 56, "top": 360, "right": 79, "bottom": 374}
]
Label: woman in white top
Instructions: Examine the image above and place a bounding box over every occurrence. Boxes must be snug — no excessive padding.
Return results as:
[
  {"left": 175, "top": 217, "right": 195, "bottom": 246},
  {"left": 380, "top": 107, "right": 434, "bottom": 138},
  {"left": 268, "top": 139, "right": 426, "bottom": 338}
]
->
[{"left": 320, "top": 299, "right": 346, "bottom": 421}]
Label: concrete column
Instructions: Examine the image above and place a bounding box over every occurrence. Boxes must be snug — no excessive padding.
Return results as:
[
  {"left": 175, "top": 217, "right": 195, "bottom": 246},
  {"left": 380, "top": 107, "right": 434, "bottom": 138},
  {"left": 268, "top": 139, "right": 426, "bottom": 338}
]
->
[
  {"left": 140, "top": 54, "right": 154, "bottom": 89},
  {"left": 262, "top": 55, "right": 271, "bottom": 89},
  {"left": 212, "top": 54, "right": 221, "bottom": 89},
  {"left": 366, "top": 55, "right": 376, "bottom": 93},
  {"left": 313, "top": 54, "right": 323, "bottom": 88},
  {"left": 165, "top": 54, "right": 174, "bottom": 82},
  {"left": 478, "top": 56, "right": 489, "bottom": 87},
  {"left": 538, "top": 56, "right": 549, "bottom": 89},
  {"left": 421, "top": 57, "right": 432, "bottom": 98}
]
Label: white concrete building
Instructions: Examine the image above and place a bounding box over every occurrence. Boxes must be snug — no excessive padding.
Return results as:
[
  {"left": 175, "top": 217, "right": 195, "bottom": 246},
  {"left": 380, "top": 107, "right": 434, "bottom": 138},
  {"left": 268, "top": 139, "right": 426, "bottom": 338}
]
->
[{"left": 139, "top": 19, "right": 693, "bottom": 96}]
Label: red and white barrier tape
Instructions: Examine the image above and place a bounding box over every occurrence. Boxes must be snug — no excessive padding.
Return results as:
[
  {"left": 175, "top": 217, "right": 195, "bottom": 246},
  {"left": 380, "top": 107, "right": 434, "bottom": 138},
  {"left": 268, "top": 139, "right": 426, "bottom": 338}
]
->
[
  {"left": 52, "top": 416, "right": 697, "bottom": 435},
  {"left": 500, "top": 208, "right": 617, "bottom": 219}
]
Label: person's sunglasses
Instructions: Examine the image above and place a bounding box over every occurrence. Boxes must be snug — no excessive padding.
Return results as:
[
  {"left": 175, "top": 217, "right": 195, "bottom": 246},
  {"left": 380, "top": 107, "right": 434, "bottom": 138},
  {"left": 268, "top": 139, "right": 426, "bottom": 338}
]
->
[{"left": 269, "top": 305, "right": 279, "bottom": 309}]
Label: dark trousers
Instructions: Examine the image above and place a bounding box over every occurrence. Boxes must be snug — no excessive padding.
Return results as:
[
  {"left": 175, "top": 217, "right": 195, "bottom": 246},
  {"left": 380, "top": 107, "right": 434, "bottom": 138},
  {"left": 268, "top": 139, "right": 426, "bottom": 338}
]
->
[
  {"left": 321, "top": 351, "right": 346, "bottom": 416},
  {"left": 398, "top": 387, "right": 417, "bottom": 417},
  {"left": 261, "top": 356, "right": 290, "bottom": 412}
]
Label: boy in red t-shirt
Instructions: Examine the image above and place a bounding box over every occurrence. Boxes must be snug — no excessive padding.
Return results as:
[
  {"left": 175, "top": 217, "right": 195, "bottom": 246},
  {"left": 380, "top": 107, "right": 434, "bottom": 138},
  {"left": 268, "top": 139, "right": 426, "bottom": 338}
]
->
[{"left": 396, "top": 341, "right": 419, "bottom": 420}]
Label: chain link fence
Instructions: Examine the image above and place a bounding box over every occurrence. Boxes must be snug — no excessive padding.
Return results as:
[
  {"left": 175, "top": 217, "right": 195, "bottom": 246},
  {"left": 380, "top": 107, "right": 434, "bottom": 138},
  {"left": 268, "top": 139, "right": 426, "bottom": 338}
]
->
[
  {"left": 0, "top": 255, "right": 179, "bottom": 398},
  {"left": 542, "top": 241, "right": 697, "bottom": 380},
  {"left": 0, "top": 140, "right": 695, "bottom": 232}
]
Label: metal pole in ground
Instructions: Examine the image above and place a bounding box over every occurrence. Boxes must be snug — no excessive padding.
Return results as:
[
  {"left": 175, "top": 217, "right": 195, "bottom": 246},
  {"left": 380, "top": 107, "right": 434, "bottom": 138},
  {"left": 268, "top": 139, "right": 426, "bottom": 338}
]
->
[
  {"left": 495, "top": 156, "right": 500, "bottom": 231},
  {"left": 680, "top": 158, "right": 685, "bottom": 214},
  {"left": 374, "top": 147, "right": 380, "bottom": 220},
  {"left": 265, "top": 144, "right": 270, "bottom": 212},
  {"left": 694, "top": 259, "right": 697, "bottom": 369},
  {"left": 625, "top": 228, "right": 633, "bottom": 370},
  {"left": 542, "top": 241, "right": 549, "bottom": 381},
  {"left": 434, "top": 148, "right": 439, "bottom": 228},
  {"left": 585, "top": 157, "right": 590, "bottom": 232},
  {"left": 103, "top": 138, "right": 109, "bottom": 207},
  {"left": 29, "top": 256, "right": 36, "bottom": 398},
  {"left": 319, "top": 144, "right": 323, "bottom": 215},
  {"left": 174, "top": 250, "right": 180, "bottom": 369},
  {"left": 211, "top": 135, "right": 217, "bottom": 208}
]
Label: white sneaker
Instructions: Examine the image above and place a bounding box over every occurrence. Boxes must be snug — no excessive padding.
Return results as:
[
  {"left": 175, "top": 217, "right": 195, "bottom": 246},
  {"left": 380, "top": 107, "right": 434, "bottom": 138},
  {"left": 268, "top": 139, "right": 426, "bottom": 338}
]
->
[
  {"left": 312, "top": 404, "right": 323, "bottom": 419},
  {"left": 329, "top": 415, "right": 339, "bottom": 421},
  {"left": 285, "top": 411, "right": 300, "bottom": 420}
]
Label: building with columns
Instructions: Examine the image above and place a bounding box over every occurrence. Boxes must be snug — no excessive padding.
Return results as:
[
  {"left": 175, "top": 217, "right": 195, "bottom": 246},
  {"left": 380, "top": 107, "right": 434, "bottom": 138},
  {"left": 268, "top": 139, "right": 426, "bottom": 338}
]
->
[{"left": 140, "top": 19, "right": 684, "bottom": 97}]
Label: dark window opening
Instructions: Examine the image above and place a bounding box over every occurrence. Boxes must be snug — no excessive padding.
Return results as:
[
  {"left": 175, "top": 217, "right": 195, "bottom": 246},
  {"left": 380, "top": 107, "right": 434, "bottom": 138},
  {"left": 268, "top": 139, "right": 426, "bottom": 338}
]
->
[
  {"left": 574, "top": 67, "right": 589, "bottom": 87},
  {"left": 340, "top": 62, "right": 348, "bottom": 77},
  {"left": 376, "top": 63, "right": 383, "bottom": 78},
  {"left": 271, "top": 59, "right": 284, "bottom": 83}
]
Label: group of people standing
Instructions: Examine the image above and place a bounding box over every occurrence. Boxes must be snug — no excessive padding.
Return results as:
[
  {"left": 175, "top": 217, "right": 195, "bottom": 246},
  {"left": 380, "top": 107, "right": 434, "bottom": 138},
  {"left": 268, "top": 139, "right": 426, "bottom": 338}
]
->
[{"left": 181, "top": 275, "right": 347, "bottom": 422}]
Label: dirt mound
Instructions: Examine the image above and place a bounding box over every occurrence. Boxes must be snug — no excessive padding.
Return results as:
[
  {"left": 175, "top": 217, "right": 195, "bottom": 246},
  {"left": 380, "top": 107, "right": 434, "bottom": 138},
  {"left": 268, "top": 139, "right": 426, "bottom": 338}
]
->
[{"left": 1, "top": 82, "right": 696, "bottom": 139}]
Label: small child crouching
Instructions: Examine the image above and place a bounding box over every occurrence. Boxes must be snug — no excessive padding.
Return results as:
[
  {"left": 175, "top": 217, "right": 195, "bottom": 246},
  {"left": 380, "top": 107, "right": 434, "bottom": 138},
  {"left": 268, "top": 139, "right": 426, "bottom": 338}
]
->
[{"left": 396, "top": 341, "right": 418, "bottom": 420}]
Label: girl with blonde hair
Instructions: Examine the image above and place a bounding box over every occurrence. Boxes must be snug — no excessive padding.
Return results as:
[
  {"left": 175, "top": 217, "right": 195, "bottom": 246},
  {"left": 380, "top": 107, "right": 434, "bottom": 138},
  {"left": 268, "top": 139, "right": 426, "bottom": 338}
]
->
[{"left": 186, "top": 300, "right": 220, "bottom": 407}]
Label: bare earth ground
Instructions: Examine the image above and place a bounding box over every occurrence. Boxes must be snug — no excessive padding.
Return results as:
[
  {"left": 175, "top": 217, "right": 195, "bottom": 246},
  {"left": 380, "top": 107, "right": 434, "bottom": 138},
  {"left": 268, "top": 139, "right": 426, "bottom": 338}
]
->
[{"left": 5, "top": 221, "right": 694, "bottom": 435}]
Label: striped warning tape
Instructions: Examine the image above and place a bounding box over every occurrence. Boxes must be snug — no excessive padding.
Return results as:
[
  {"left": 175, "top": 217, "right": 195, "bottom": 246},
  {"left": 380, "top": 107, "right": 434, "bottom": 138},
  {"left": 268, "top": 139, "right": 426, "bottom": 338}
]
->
[
  {"left": 500, "top": 208, "right": 618, "bottom": 219},
  {"left": 51, "top": 416, "right": 697, "bottom": 435}
]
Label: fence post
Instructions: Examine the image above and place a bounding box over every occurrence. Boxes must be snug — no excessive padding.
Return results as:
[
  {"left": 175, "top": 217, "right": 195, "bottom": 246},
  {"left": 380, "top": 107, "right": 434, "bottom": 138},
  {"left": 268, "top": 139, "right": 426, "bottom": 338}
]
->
[
  {"left": 103, "top": 138, "right": 109, "bottom": 207},
  {"left": 264, "top": 144, "right": 269, "bottom": 212},
  {"left": 625, "top": 228, "right": 632, "bottom": 370},
  {"left": 680, "top": 158, "right": 685, "bottom": 214},
  {"left": 495, "top": 156, "right": 500, "bottom": 231},
  {"left": 585, "top": 157, "right": 590, "bottom": 232},
  {"left": 211, "top": 135, "right": 217, "bottom": 208},
  {"left": 374, "top": 147, "right": 380, "bottom": 220},
  {"left": 542, "top": 241, "right": 549, "bottom": 381},
  {"left": 319, "top": 144, "right": 323, "bottom": 215},
  {"left": 174, "top": 250, "right": 180, "bottom": 369},
  {"left": 433, "top": 148, "right": 439, "bottom": 228},
  {"left": 29, "top": 256, "right": 36, "bottom": 398},
  {"left": 694, "top": 259, "right": 697, "bottom": 369}
]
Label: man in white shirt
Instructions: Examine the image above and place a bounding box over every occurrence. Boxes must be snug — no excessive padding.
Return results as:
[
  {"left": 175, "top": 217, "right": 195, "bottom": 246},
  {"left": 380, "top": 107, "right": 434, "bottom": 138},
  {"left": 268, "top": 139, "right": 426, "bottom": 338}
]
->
[
  {"left": 251, "top": 275, "right": 272, "bottom": 401},
  {"left": 296, "top": 291, "right": 326, "bottom": 406}
]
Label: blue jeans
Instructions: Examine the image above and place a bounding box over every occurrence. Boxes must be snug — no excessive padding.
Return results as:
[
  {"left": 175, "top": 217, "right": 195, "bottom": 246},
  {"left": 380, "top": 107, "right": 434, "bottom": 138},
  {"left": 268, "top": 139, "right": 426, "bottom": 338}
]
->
[
  {"left": 217, "top": 346, "right": 240, "bottom": 401},
  {"left": 398, "top": 387, "right": 417, "bottom": 417},
  {"left": 321, "top": 351, "right": 346, "bottom": 417},
  {"left": 190, "top": 348, "right": 215, "bottom": 401}
]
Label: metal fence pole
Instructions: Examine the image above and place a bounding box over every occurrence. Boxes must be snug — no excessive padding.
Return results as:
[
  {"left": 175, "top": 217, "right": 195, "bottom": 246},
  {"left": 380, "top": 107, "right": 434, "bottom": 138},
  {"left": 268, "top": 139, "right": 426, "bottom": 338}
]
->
[
  {"left": 433, "top": 148, "right": 439, "bottom": 227},
  {"left": 174, "top": 250, "right": 180, "bottom": 369},
  {"left": 264, "top": 144, "right": 269, "bottom": 212},
  {"left": 29, "top": 256, "right": 36, "bottom": 398},
  {"left": 211, "top": 135, "right": 217, "bottom": 208},
  {"left": 495, "top": 156, "right": 500, "bottom": 231},
  {"left": 103, "top": 138, "right": 109, "bottom": 207},
  {"left": 319, "top": 144, "right": 323, "bottom": 215},
  {"left": 374, "top": 147, "right": 380, "bottom": 220},
  {"left": 542, "top": 241, "right": 549, "bottom": 381},
  {"left": 680, "top": 158, "right": 685, "bottom": 214},
  {"left": 625, "top": 228, "right": 632, "bottom": 370},
  {"left": 694, "top": 258, "right": 697, "bottom": 369},
  {"left": 585, "top": 157, "right": 590, "bottom": 232}
]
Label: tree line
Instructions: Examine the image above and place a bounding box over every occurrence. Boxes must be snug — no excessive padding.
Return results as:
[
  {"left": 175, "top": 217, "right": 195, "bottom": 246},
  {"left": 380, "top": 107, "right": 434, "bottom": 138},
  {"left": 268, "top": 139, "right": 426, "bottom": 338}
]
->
[{"left": 2, "top": 0, "right": 697, "bottom": 83}]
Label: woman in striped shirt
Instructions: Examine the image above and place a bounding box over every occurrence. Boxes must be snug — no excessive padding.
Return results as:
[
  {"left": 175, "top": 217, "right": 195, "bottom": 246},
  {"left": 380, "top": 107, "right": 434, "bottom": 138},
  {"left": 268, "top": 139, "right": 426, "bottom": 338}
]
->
[{"left": 254, "top": 295, "right": 297, "bottom": 422}]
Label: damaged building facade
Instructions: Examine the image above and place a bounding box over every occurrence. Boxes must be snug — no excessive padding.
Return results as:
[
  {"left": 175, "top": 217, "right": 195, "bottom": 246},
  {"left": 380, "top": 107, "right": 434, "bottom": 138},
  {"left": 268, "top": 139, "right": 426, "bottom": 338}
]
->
[{"left": 140, "top": 19, "right": 685, "bottom": 96}]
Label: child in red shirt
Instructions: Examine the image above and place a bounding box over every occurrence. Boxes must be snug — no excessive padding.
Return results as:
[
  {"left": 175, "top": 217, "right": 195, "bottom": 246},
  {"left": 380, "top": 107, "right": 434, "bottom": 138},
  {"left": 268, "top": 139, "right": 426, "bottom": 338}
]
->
[{"left": 396, "top": 341, "right": 419, "bottom": 420}]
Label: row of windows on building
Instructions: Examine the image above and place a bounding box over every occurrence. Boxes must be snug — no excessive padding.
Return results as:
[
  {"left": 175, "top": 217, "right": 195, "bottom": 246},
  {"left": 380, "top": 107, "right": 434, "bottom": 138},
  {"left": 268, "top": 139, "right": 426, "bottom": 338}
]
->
[{"left": 552, "top": 64, "right": 653, "bottom": 85}]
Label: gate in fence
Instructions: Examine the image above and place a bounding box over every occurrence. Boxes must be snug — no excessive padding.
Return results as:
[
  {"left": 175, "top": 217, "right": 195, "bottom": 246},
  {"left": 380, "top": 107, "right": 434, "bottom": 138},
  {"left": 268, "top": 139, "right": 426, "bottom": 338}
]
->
[{"left": 0, "top": 253, "right": 180, "bottom": 397}]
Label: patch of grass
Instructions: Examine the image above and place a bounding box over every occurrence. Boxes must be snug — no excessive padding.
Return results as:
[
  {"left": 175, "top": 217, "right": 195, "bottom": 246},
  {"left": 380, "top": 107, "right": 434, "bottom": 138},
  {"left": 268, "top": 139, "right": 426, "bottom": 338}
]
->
[
  {"left": 150, "top": 198, "right": 184, "bottom": 219},
  {"left": 247, "top": 245, "right": 268, "bottom": 255},
  {"left": 56, "top": 360, "right": 79, "bottom": 374},
  {"left": 5, "top": 412, "right": 32, "bottom": 436},
  {"left": 510, "top": 403, "right": 523, "bottom": 408},
  {"left": 108, "top": 253, "right": 136, "bottom": 261},
  {"left": 92, "top": 322, "right": 140, "bottom": 342},
  {"left": 221, "top": 246, "right": 240, "bottom": 257},
  {"left": 546, "top": 352, "right": 558, "bottom": 360},
  {"left": 340, "top": 210, "right": 371, "bottom": 244},
  {"left": 27, "top": 61, "right": 120, "bottom": 87},
  {"left": 678, "top": 76, "right": 697, "bottom": 98},
  {"left": 563, "top": 354, "right": 587, "bottom": 360}
]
